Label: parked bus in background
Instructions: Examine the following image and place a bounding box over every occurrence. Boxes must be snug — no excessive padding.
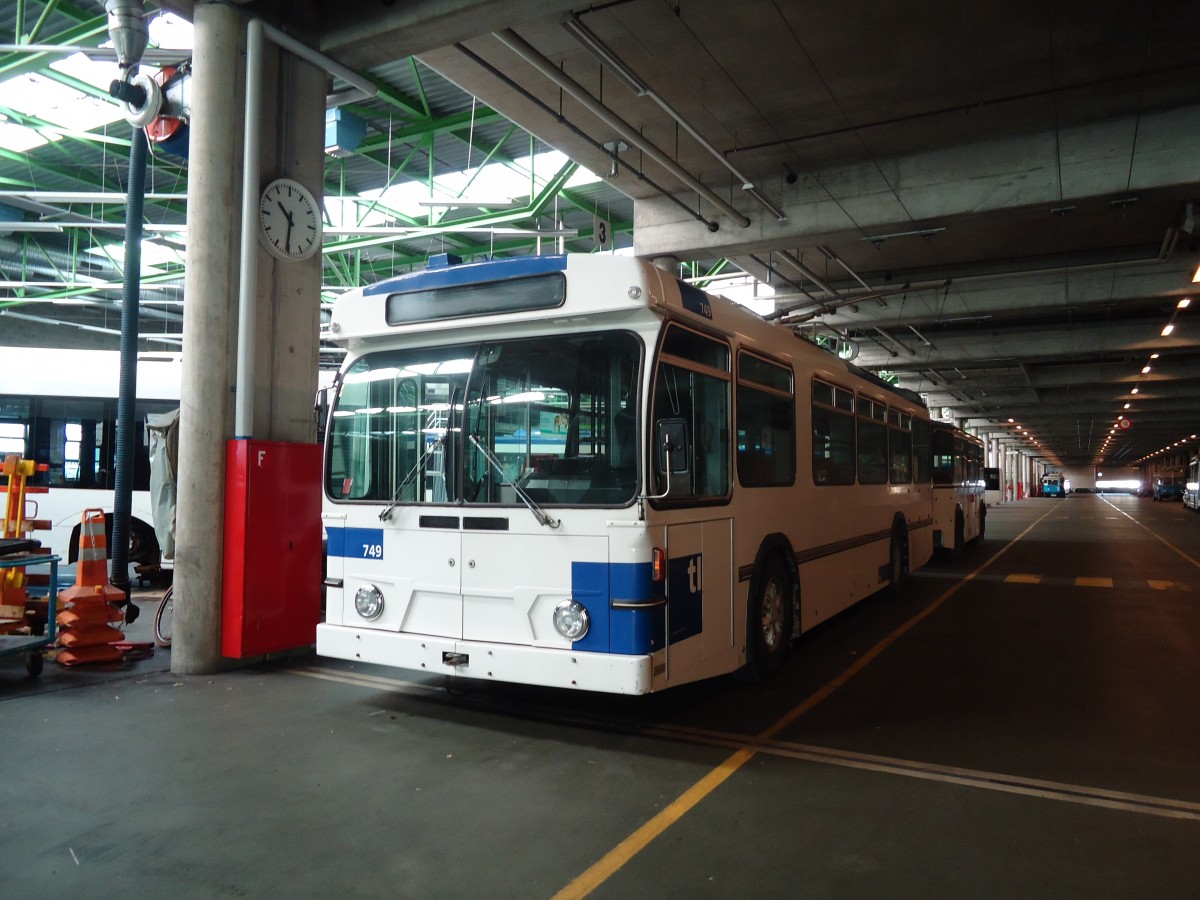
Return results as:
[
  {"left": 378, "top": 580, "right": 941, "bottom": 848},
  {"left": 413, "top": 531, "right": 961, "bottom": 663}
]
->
[
  {"left": 930, "top": 421, "right": 986, "bottom": 554},
  {"left": 1041, "top": 472, "right": 1066, "bottom": 498},
  {"left": 318, "top": 254, "right": 937, "bottom": 694},
  {"left": 1184, "top": 457, "right": 1200, "bottom": 511},
  {"left": 1152, "top": 468, "right": 1186, "bottom": 501},
  {"left": 0, "top": 348, "right": 182, "bottom": 577}
]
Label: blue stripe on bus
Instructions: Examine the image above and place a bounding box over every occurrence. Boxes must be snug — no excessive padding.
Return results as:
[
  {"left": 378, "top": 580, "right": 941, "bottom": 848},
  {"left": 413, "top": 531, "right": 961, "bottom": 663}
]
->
[
  {"left": 364, "top": 255, "right": 569, "bottom": 296},
  {"left": 678, "top": 281, "right": 714, "bottom": 319},
  {"left": 326, "top": 527, "right": 385, "bottom": 559},
  {"left": 666, "top": 554, "right": 704, "bottom": 645},
  {"left": 571, "top": 561, "right": 665, "bottom": 655}
]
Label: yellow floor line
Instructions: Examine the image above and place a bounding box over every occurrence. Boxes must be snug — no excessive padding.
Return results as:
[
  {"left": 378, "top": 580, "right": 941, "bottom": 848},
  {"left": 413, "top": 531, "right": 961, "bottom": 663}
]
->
[
  {"left": 1005, "top": 573, "right": 1042, "bottom": 584},
  {"left": 551, "top": 505, "right": 1060, "bottom": 899},
  {"left": 296, "top": 665, "right": 1200, "bottom": 829},
  {"left": 1075, "top": 576, "right": 1113, "bottom": 588}
]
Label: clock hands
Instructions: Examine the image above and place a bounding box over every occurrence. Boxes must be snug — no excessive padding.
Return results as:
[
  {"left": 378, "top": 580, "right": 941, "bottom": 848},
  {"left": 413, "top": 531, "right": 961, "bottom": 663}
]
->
[{"left": 277, "top": 200, "right": 295, "bottom": 254}]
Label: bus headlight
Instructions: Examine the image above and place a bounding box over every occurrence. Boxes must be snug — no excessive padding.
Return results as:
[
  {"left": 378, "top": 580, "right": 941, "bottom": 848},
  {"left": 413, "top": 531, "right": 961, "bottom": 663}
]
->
[
  {"left": 552, "top": 599, "right": 590, "bottom": 641},
  {"left": 354, "top": 584, "right": 385, "bottom": 620}
]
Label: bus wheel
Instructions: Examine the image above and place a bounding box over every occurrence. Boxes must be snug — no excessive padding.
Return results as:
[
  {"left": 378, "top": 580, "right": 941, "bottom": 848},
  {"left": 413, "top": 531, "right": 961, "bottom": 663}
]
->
[
  {"left": 973, "top": 507, "right": 986, "bottom": 545},
  {"left": 128, "top": 520, "right": 160, "bottom": 567},
  {"left": 887, "top": 530, "right": 907, "bottom": 598},
  {"left": 748, "top": 558, "right": 791, "bottom": 680},
  {"left": 953, "top": 510, "right": 966, "bottom": 555}
]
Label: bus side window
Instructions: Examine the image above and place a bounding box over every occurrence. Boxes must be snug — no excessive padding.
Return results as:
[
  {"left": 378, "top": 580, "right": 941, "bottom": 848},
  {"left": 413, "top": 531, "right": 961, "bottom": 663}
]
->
[{"left": 651, "top": 325, "right": 731, "bottom": 502}]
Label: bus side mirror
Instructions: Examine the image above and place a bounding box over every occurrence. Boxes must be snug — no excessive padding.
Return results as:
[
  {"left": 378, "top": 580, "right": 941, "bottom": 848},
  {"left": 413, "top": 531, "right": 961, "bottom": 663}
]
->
[
  {"left": 655, "top": 418, "right": 690, "bottom": 475},
  {"left": 314, "top": 381, "right": 337, "bottom": 444}
]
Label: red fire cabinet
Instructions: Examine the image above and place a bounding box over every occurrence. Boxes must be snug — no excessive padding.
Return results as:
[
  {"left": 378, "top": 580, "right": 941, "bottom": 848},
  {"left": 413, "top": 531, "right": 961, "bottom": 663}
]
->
[{"left": 222, "top": 439, "right": 322, "bottom": 658}]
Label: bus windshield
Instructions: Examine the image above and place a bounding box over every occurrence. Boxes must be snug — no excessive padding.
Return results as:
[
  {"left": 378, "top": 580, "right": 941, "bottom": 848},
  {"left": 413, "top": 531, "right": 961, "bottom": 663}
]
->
[{"left": 326, "top": 332, "right": 640, "bottom": 508}]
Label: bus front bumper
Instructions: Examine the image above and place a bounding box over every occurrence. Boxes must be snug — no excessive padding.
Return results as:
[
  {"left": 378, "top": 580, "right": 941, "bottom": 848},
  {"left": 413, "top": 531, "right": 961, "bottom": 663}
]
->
[{"left": 316, "top": 623, "right": 654, "bottom": 695}]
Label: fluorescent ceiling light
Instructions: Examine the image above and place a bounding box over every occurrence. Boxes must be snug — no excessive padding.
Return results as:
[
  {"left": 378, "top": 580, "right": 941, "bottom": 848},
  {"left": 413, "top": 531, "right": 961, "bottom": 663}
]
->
[{"left": 417, "top": 200, "right": 516, "bottom": 208}]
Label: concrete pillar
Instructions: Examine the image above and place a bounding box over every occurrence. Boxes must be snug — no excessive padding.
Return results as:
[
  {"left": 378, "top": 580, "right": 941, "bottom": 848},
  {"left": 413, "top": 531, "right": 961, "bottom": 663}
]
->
[
  {"left": 173, "top": 3, "right": 243, "bottom": 674},
  {"left": 173, "top": 7, "right": 327, "bottom": 675}
]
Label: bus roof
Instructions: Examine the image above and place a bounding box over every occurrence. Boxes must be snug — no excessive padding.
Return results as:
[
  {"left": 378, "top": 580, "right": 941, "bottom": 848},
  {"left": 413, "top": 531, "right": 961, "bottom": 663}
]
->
[
  {"left": 332, "top": 253, "right": 928, "bottom": 413},
  {"left": 361, "top": 253, "right": 567, "bottom": 297},
  {"left": 0, "top": 347, "right": 182, "bottom": 400}
]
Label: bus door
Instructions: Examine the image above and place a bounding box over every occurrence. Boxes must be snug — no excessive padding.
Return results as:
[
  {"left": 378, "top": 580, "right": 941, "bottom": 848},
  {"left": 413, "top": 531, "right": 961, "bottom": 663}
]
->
[
  {"left": 663, "top": 519, "right": 733, "bottom": 680},
  {"left": 650, "top": 322, "right": 735, "bottom": 680}
]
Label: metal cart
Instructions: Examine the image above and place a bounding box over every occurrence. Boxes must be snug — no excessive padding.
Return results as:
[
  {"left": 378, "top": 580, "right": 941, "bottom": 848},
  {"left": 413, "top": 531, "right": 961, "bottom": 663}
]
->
[{"left": 0, "top": 549, "right": 59, "bottom": 678}]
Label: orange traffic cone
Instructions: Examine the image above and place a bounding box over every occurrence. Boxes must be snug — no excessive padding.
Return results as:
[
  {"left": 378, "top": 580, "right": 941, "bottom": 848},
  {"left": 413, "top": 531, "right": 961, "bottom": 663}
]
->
[{"left": 56, "top": 509, "right": 126, "bottom": 666}]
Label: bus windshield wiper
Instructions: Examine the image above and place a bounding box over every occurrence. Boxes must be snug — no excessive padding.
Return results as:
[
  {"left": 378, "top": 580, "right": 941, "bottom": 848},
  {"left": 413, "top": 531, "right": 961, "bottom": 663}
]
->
[
  {"left": 467, "top": 434, "right": 560, "bottom": 529},
  {"left": 379, "top": 434, "right": 443, "bottom": 521}
]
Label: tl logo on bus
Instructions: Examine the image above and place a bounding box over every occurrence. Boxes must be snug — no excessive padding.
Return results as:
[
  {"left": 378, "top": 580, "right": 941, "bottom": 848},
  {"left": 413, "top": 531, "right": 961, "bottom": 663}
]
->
[{"left": 667, "top": 554, "right": 703, "bottom": 645}]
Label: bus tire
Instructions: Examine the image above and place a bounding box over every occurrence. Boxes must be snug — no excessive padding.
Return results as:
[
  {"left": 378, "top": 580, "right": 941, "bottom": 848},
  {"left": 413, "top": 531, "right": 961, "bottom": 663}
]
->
[
  {"left": 128, "top": 519, "right": 160, "bottom": 567},
  {"left": 887, "top": 525, "right": 907, "bottom": 598},
  {"left": 747, "top": 557, "right": 792, "bottom": 680}
]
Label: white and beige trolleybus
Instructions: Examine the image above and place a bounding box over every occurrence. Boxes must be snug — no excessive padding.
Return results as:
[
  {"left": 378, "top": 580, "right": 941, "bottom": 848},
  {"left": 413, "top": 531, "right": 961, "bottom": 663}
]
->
[
  {"left": 317, "top": 254, "right": 936, "bottom": 694},
  {"left": 930, "top": 421, "right": 987, "bottom": 554},
  {"left": 0, "top": 347, "right": 182, "bottom": 574}
]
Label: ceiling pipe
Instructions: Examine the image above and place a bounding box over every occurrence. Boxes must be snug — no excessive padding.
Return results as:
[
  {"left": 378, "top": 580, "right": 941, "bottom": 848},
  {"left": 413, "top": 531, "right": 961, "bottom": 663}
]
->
[
  {"left": 0, "top": 43, "right": 190, "bottom": 65},
  {"left": 743, "top": 253, "right": 820, "bottom": 305},
  {"left": 493, "top": 28, "right": 750, "bottom": 229},
  {"left": 0, "top": 222, "right": 187, "bottom": 233},
  {"left": 0, "top": 191, "right": 188, "bottom": 203},
  {"left": 454, "top": 41, "right": 720, "bottom": 232},
  {"left": 0, "top": 309, "right": 182, "bottom": 345},
  {"left": 0, "top": 281, "right": 183, "bottom": 296},
  {"left": 818, "top": 245, "right": 874, "bottom": 293},
  {"left": 873, "top": 326, "right": 915, "bottom": 356},
  {"left": 773, "top": 250, "right": 840, "bottom": 296},
  {"left": 908, "top": 325, "right": 936, "bottom": 348},
  {"left": 562, "top": 14, "right": 787, "bottom": 222}
]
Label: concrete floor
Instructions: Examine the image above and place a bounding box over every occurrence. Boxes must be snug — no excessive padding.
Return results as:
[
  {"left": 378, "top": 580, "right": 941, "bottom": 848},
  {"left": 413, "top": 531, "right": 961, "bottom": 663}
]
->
[{"left": 2, "top": 495, "right": 1199, "bottom": 898}]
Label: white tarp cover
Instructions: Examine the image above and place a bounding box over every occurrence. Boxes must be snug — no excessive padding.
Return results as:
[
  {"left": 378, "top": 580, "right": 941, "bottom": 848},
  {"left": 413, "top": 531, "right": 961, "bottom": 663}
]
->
[{"left": 147, "top": 408, "right": 180, "bottom": 560}]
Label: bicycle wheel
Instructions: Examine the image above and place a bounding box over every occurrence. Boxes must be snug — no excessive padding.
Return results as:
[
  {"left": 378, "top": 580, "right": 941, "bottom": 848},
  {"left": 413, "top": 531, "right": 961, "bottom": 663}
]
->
[{"left": 153, "top": 586, "right": 174, "bottom": 648}]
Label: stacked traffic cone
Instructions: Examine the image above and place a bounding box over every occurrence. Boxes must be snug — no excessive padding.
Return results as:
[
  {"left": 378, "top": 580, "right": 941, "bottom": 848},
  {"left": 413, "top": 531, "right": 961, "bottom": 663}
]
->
[{"left": 56, "top": 509, "right": 126, "bottom": 666}]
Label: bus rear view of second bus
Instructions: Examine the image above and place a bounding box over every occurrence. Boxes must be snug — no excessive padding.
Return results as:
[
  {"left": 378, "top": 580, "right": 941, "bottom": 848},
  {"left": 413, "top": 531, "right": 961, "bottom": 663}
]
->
[
  {"left": 1041, "top": 473, "right": 1066, "bottom": 497},
  {"left": 1183, "top": 458, "right": 1200, "bottom": 510},
  {"left": 1152, "top": 469, "right": 1186, "bottom": 501}
]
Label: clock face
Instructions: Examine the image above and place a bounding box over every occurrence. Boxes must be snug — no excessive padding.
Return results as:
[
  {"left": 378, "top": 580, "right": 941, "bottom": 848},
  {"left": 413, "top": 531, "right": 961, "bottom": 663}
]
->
[{"left": 258, "top": 178, "right": 322, "bottom": 261}]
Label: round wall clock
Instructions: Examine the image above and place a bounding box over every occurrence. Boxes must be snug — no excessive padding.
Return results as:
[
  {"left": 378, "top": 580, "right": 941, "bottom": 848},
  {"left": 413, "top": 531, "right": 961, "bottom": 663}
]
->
[{"left": 258, "top": 177, "right": 322, "bottom": 261}]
